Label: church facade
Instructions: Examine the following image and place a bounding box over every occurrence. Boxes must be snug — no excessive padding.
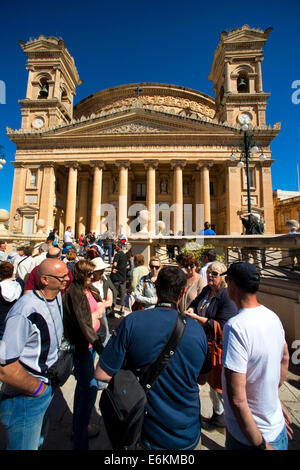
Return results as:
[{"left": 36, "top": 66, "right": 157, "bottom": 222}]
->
[{"left": 7, "top": 25, "right": 279, "bottom": 239}]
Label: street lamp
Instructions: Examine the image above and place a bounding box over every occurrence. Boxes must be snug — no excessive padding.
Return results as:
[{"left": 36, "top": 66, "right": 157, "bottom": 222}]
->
[{"left": 229, "top": 114, "right": 266, "bottom": 222}]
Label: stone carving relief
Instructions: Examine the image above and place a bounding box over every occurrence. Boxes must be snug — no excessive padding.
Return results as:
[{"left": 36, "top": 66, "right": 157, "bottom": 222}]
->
[
  {"left": 160, "top": 177, "right": 169, "bottom": 194},
  {"left": 98, "top": 122, "right": 165, "bottom": 134},
  {"left": 93, "top": 95, "right": 215, "bottom": 120}
]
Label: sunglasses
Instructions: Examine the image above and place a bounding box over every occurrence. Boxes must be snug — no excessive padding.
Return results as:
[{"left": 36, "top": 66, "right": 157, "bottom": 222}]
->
[
  {"left": 44, "top": 273, "right": 69, "bottom": 282},
  {"left": 87, "top": 272, "right": 94, "bottom": 277},
  {"left": 150, "top": 265, "right": 160, "bottom": 270},
  {"left": 208, "top": 270, "right": 221, "bottom": 278},
  {"left": 183, "top": 263, "right": 195, "bottom": 269}
]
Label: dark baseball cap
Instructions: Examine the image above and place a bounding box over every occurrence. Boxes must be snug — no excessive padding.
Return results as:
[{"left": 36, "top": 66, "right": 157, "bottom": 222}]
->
[{"left": 222, "top": 262, "right": 260, "bottom": 288}]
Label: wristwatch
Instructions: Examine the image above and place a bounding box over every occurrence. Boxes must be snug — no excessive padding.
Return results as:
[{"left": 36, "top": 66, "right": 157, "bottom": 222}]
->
[{"left": 254, "top": 436, "right": 266, "bottom": 450}]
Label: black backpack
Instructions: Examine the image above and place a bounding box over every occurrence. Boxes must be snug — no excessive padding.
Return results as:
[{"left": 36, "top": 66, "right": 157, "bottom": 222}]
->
[{"left": 99, "top": 313, "right": 186, "bottom": 451}]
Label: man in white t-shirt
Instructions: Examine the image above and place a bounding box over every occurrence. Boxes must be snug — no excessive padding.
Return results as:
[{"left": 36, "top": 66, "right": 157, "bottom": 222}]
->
[
  {"left": 63, "top": 226, "right": 74, "bottom": 248},
  {"left": 221, "top": 262, "right": 291, "bottom": 451}
]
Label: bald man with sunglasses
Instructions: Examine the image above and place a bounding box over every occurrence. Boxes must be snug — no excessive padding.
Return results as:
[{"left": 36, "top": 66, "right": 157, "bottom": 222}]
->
[{"left": 0, "top": 259, "right": 70, "bottom": 450}]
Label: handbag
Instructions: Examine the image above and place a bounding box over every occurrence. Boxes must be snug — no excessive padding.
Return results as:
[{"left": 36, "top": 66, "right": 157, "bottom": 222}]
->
[
  {"left": 206, "top": 320, "right": 223, "bottom": 393},
  {"left": 131, "top": 280, "right": 146, "bottom": 311},
  {"left": 99, "top": 312, "right": 187, "bottom": 451},
  {"left": 37, "top": 290, "right": 74, "bottom": 388}
]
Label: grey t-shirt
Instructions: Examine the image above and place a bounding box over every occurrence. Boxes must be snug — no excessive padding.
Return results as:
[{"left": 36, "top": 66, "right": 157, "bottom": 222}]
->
[{"left": 0, "top": 290, "right": 63, "bottom": 386}]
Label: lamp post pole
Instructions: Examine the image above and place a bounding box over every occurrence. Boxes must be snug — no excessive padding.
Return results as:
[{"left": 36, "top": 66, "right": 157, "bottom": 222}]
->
[{"left": 243, "top": 129, "right": 252, "bottom": 222}]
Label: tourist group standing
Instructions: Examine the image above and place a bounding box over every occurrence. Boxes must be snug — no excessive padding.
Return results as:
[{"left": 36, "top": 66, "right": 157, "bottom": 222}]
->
[{"left": 0, "top": 226, "right": 293, "bottom": 451}]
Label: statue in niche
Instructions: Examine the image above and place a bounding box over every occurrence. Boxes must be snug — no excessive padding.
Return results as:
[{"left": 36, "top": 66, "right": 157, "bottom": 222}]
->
[
  {"left": 183, "top": 181, "right": 189, "bottom": 196},
  {"left": 112, "top": 175, "right": 119, "bottom": 194},
  {"left": 160, "top": 177, "right": 168, "bottom": 194},
  {"left": 12, "top": 210, "right": 21, "bottom": 233}
]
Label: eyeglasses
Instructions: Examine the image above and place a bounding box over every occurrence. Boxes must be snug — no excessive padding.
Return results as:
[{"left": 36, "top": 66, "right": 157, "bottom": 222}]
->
[
  {"left": 183, "top": 263, "right": 195, "bottom": 269},
  {"left": 150, "top": 265, "right": 160, "bottom": 270},
  {"left": 208, "top": 271, "right": 221, "bottom": 278},
  {"left": 87, "top": 272, "right": 94, "bottom": 278},
  {"left": 44, "top": 273, "right": 69, "bottom": 282}
]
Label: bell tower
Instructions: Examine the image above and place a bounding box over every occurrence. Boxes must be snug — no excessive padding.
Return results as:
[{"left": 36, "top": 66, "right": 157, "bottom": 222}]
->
[
  {"left": 208, "top": 25, "right": 273, "bottom": 127},
  {"left": 18, "top": 35, "right": 82, "bottom": 131}
]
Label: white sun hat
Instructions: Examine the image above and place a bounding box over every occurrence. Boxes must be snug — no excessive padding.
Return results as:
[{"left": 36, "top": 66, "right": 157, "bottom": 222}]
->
[{"left": 91, "top": 257, "right": 110, "bottom": 271}]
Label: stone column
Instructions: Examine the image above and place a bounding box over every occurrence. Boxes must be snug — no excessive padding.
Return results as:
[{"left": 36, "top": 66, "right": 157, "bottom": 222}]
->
[
  {"left": 39, "top": 163, "right": 56, "bottom": 233},
  {"left": 226, "top": 162, "right": 242, "bottom": 235},
  {"left": 225, "top": 60, "right": 231, "bottom": 93},
  {"left": 171, "top": 160, "right": 186, "bottom": 236},
  {"left": 255, "top": 58, "right": 263, "bottom": 93},
  {"left": 65, "top": 161, "right": 78, "bottom": 231},
  {"left": 9, "top": 162, "right": 26, "bottom": 231},
  {"left": 116, "top": 160, "right": 130, "bottom": 236},
  {"left": 90, "top": 161, "right": 104, "bottom": 234},
  {"left": 198, "top": 161, "right": 212, "bottom": 225},
  {"left": 260, "top": 160, "right": 275, "bottom": 234},
  {"left": 145, "top": 159, "right": 158, "bottom": 236},
  {"left": 77, "top": 172, "right": 89, "bottom": 237}
]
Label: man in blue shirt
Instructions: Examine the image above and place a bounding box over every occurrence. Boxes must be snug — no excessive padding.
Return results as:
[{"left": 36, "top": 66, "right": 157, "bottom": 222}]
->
[
  {"left": 199, "top": 222, "right": 216, "bottom": 236},
  {"left": 95, "top": 266, "right": 211, "bottom": 450}
]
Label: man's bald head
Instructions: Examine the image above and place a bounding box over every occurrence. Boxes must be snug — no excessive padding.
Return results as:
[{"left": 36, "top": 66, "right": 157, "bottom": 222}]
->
[
  {"left": 37, "top": 259, "right": 70, "bottom": 298},
  {"left": 47, "top": 246, "right": 62, "bottom": 258},
  {"left": 38, "top": 258, "right": 66, "bottom": 277}
]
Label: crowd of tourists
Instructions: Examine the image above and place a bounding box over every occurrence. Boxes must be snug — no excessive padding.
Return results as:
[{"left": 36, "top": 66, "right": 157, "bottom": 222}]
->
[{"left": 0, "top": 226, "right": 293, "bottom": 451}]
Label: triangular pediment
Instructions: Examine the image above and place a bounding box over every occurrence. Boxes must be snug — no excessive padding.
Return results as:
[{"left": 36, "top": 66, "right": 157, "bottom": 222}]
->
[
  {"left": 43, "top": 108, "right": 239, "bottom": 138},
  {"left": 221, "top": 25, "right": 272, "bottom": 45}
]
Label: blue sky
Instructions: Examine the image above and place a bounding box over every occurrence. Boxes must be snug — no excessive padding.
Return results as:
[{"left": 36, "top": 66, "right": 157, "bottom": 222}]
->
[{"left": 0, "top": 0, "right": 299, "bottom": 211}]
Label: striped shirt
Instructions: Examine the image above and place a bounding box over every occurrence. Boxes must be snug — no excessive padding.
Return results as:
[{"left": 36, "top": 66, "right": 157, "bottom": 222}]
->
[{"left": 0, "top": 290, "right": 63, "bottom": 383}]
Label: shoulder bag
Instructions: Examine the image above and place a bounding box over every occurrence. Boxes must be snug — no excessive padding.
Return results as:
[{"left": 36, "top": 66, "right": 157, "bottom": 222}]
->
[{"left": 99, "top": 312, "right": 187, "bottom": 451}]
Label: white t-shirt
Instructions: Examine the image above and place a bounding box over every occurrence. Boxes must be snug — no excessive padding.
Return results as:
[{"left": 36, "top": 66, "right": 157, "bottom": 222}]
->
[
  {"left": 199, "top": 262, "right": 212, "bottom": 285},
  {"left": 63, "top": 230, "right": 74, "bottom": 244},
  {"left": 222, "top": 304, "right": 285, "bottom": 444}
]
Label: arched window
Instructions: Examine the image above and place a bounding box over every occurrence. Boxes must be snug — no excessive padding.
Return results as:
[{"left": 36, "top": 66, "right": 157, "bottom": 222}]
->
[{"left": 237, "top": 71, "right": 249, "bottom": 93}]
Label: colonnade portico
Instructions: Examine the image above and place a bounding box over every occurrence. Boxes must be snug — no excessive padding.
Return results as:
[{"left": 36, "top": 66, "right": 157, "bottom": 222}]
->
[{"left": 60, "top": 158, "right": 217, "bottom": 238}]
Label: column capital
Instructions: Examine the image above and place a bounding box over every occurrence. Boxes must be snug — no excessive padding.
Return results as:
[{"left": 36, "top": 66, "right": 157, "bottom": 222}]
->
[
  {"left": 90, "top": 160, "right": 105, "bottom": 170},
  {"left": 40, "top": 162, "right": 55, "bottom": 169},
  {"left": 144, "top": 159, "right": 159, "bottom": 169},
  {"left": 65, "top": 161, "right": 79, "bottom": 169},
  {"left": 116, "top": 160, "right": 130, "bottom": 169},
  {"left": 197, "top": 160, "right": 214, "bottom": 170},
  {"left": 170, "top": 159, "right": 186, "bottom": 169}
]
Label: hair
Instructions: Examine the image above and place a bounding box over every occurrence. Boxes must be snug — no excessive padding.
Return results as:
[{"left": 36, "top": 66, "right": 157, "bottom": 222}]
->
[
  {"left": 0, "top": 261, "right": 14, "bottom": 281},
  {"left": 180, "top": 253, "right": 199, "bottom": 268},
  {"left": 86, "top": 248, "right": 99, "bottom": 260},
  {"left": 207, "top": 261, "right": 227, "bottom": 288},
  {"left": 0, "top": 240, "right": 6, "bottom": 246},
  {"left": 39, "top": 243, "right": 49, "bottom": 253},
  {"left": 204, "top": 222, "right": 210, "bottom": 228},
  {"left": 149, "top": 256, "right": 161, "bottom": 266},
  {"left": 134, "top": 254, "right": 145, "bottom": 266},
  {"left": 156, "top": 266, "right": 187, "bottom": 303},
  {"left": 175, "top": 253, "right": 185, "bottom": 266},
  {"left": 66, "top": 249, "right": 77, "bottom": 261},
  {"left": 202, "top": 248, "right": 216, "bottom": 262},
  {"left": 72, "top": 260, "right": 95, "bottom": 284},
  {"left": 23, "top": 245, "right": 33, "bottom": 257},
  {"left": 17, "top": 245, "right": 25, "bottom": 252}
]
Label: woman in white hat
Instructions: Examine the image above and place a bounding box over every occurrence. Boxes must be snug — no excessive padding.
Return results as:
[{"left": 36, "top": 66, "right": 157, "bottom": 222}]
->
[{"left": 90, "top": 257, "right": 116, "bottom": 347}]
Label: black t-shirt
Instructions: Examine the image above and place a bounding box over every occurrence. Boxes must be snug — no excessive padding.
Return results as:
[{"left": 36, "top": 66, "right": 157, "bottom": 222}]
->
[{"left": 110, "top": 251, "right": 127, "bottom": 282}]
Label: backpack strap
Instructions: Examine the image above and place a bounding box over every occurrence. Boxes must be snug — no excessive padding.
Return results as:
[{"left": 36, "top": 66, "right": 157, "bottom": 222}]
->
[{"left": 138, "top": 314, "right": 187, "bottom": 392}]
